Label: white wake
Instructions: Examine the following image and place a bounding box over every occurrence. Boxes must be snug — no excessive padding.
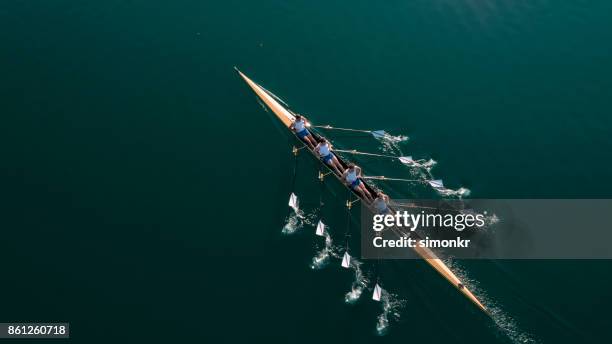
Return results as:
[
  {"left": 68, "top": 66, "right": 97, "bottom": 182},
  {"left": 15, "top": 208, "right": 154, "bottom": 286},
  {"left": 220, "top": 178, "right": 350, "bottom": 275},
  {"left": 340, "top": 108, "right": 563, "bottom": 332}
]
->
[
  {"left": 443, "top": 258, "right": 539, "bottom": 344},
  {"left": 311, "top": 228, "right": 339, "bottom": 269},
  {"left": 344, "top": 258, "right": 369, "bottom": 304},
  {"left": 375, "top": 288, "right": 406, "bottom": 336}
]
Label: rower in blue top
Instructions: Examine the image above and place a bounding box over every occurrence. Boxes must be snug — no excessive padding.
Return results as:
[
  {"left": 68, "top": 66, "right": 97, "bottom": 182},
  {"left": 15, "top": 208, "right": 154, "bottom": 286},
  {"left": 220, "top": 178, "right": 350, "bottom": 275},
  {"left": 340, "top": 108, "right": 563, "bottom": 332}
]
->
[
  {"left": 343, "top": 163, "right": 374, "bottom": 203},
  {"left": 290, "top": 114, "right": 317, "bottom": 149},
  {"left": 372, "top": 192, "right": 391, "bottom": 214},
  {"left": 315, "top": 139, "right": 344, "bottom": 175}
]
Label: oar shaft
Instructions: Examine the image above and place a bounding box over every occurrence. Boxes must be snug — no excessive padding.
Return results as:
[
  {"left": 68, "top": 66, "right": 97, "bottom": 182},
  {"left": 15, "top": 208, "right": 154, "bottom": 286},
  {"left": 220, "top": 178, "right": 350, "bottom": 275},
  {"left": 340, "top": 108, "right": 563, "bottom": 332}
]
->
[
  {"left": 363, "top": 176, "right": 423, "bottom": 182},
  {"left": 334, "top": 149, "right": 397, "bottom": 159},
  {"left": 312, "top": 125, "right": 372, "bottom": 133}
]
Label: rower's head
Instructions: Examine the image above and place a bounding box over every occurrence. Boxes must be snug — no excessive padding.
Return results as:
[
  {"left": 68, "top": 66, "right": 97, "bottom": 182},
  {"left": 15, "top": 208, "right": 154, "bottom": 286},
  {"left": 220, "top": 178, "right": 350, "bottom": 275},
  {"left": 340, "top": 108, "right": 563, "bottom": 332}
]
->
[
  {"left": 347, "top": 163, "right": 356, "bottom": 170},
  {"left": 294, "top": 114, "right": 303, "bottom": 122}
]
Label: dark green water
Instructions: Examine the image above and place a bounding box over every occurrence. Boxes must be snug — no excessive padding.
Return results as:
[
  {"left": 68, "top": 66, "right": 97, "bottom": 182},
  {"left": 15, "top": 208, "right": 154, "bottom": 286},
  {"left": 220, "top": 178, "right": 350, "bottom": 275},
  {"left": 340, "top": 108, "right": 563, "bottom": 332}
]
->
[{"left": 1, "top": 1, "right": 611, "bottom": 342}]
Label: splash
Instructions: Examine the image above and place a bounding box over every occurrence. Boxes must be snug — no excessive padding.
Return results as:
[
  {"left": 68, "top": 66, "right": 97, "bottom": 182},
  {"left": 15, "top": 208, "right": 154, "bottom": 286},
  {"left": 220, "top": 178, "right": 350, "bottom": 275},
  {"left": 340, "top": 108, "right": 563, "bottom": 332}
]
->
[
  {"left": 344, "top": 258, "right": 369, "bottom": 304},
  {"left": 435, "top": 186, "right": 471, "bottom": 198},
  {"left": 311, "top": 229, "right": 339, "bottom": 269},
  {"left": 282, "top": 211, "right": 304, "bottom": 235},
  {"left": 401, "top": 157, "right": 437, "bottom": 176},
  {"left": 282, "top": 194, "right": 317, "bottom": 235},
  {"left": 372, "top": 130, "right": 409, "bottom": 143},
  {"left": 442, "top": 258, "right": 539, "bottom": 344},
  {"left": 375, "top": 289, "right": 406, "bottom": 336},
  {"left": 374, "top": 131, "right": 409, "bottom": 154},
  {"left": 485, "top": 213, "right": 500, "bottom": 226},
  {"left": 419, "top": 158, "right": 437, "bottom": 172}
]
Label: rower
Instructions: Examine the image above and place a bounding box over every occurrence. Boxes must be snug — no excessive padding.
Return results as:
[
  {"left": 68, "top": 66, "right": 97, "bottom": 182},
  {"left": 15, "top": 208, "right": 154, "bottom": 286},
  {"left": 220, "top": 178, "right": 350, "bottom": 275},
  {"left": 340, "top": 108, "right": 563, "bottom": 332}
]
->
[
  {"left": 315, "top": 139, "right": 344, "bottom": 175},
  {"left": 342, "top": 163, "right": 374, "bottom": 203},
  {"left": 290, "top": 114, "right": 317, "bottom": 149},
  {"left": 372, "top": 192, "right": 391, "bottom": 214}
]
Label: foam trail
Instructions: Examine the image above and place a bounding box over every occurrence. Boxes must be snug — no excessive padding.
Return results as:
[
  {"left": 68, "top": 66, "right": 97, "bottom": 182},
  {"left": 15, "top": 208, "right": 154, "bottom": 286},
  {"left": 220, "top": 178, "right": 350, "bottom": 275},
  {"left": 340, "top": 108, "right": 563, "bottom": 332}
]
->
[
  {"left": 443, "top": 258, "right": 539, "bottom": 344},
  {"left": 282, "top": 211, "right": 303, "bottom": 235},
  {"left": 485, "top": 213, "right": 500, "bottom": 226},
  {"left": 419, "top": 158, "right": 437, "bottom": 172},
  {"left": 402, "top": 158, "right": 437, "bottom": 177},
  {"left": 375, "top": 289, "right": 406, "bottom": 336},
  {"left": 435, "top": 186, "right": 471, "bottom": 198},
  {"left": 311, "top": 229, "right": 339, "bottom": 269},
  {"left": 344, "top": 258, "right": 369, "bottom": 304},
  {"left": 375, "top": 131, "right": 409, "bottom": 154},
  {"left": 489, "top": 306, "right": 539, "bottom": 344}
]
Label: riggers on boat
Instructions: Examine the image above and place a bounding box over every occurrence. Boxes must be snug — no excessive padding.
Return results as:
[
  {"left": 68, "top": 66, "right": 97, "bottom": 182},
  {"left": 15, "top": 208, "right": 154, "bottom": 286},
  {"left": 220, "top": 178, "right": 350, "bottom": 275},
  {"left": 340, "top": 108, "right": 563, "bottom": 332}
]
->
[{"left": 235, "top": 67, "right": 489, "bottom": 315}]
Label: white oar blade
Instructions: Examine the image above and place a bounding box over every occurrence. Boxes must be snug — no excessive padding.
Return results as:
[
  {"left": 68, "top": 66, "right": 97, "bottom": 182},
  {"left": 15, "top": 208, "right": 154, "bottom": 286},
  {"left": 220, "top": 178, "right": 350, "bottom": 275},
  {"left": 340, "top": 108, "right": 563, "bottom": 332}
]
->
[
  {"left": 371, "top": 130, "right": 387, "bottom": 139},
  {"left": 428, "top": 179, "right": 444, "bottom": 189},
  {"left": 288, "top": 192, "right": 298, "bottom": 208},
  {"left": 372, "top": 283, "right": 382, "bottom": 302},
  {"left": 399, "top": 156, "right": 414, "bottom": 165},
  {"left": 315, "top": 220, "right": 325, "bottom": 236},
  {"left": 341, "top": 252, "right": 351, "bottom": 268}
]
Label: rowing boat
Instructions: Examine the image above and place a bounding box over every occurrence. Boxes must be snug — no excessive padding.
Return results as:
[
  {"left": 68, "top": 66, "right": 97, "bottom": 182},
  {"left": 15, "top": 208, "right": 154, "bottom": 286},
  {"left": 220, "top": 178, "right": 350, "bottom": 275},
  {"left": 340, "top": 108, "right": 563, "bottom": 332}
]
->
[{"left": 235, "top": 67, "right": 489, "bottom": 315}]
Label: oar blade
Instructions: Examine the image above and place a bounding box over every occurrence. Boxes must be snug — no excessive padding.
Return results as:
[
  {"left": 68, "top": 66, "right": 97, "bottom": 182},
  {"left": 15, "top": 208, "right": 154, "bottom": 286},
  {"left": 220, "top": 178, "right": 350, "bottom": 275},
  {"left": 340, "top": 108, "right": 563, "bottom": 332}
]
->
[
  {"left": 428, "top": 179, "right": 444, "bottom": 189},
  {"left": 341, "top": 252, "right": 351, "bottom": 268},
  {"left": 399, "top": 156, "right": 414, "bottom": 165},
  {"left": 315, "top": 220, "right": 326, "bottom": 236},
  {"left": 288, "top": 192, "right": 298, "bottom": 208},
  {"left": 372, "top": 283, "right": 382, "bottom": 302},
  {"left": 371, "top": 130, "right": 387, "bottom": 139}
]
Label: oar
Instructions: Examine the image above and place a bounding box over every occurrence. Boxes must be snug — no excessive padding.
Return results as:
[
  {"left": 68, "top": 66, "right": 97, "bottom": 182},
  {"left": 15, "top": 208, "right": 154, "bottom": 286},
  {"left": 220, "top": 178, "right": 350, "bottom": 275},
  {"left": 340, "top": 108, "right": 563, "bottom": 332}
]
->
[
  {"left": 312, "top": 125, "right": 398, "bottom": 140},
  {"left": 333, "top": 149, "right": 427, "bottom": 167},
  {"left": 363, "top": 176, "right": 447, "bottom": 189},
  {"left": 362, "top": 175, "right": 423, "bottom": 183},
  {"left": 312, "top": 125, "right": 375, "bottom": 134}
]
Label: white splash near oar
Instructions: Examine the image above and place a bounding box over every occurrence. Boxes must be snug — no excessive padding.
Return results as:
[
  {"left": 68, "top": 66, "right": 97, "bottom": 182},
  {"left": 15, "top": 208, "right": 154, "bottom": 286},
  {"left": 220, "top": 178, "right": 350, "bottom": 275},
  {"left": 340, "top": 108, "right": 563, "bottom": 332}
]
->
[
  {"left": 373, "top": 130, "right": 409, "bottom": 155},
  {"left": 375, "top": 289, "right": 406, "bottom": 336},
  {"left": 282, "top": 193, "right": 306, "bottom": 235},
  {"left": 371, "top": 130, "right": 409, "bottom": 143},
  {"left": 311, "top": 222, "right": 339, "bottom": 270},
  {"left": 399, "top": 156, "right": 437, "bottom": 172},
  {"left": 428, "top": 180, "right": 471, "bottom": 198},
  {"left": 344, "top": 257, "right": 369, "bottom": 304}
]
